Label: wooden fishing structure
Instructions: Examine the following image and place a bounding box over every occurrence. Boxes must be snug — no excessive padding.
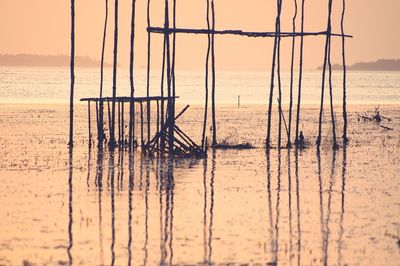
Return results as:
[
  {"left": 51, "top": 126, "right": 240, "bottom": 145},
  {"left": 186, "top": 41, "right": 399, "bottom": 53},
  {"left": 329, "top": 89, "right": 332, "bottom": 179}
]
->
[{"left": 70, "top": 0, "right": 352, "bottom": 155}]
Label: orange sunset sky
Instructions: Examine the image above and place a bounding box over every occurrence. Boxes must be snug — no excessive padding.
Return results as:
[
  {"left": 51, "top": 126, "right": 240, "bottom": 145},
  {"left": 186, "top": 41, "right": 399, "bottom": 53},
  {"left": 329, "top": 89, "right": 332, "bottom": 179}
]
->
[{"left": 1, "top": 0, "right": 399, "bottom": 70}]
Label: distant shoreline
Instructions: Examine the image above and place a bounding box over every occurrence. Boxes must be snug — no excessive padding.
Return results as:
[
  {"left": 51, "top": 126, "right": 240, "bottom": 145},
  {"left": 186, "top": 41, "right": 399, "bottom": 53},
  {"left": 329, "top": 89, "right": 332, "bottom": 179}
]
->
[
  {"left": 0, "top": 54, "right": 112, "bottom": 68},
  {"left": 317, "top": 59, "right": 400, "bottom": 71}
]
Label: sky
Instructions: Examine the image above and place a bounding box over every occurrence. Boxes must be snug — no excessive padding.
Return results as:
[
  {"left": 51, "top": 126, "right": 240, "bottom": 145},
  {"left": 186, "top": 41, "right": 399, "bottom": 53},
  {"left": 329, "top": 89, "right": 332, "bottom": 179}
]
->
[{"left": 0, "top": 0, "right": 399, "bottom": 70}]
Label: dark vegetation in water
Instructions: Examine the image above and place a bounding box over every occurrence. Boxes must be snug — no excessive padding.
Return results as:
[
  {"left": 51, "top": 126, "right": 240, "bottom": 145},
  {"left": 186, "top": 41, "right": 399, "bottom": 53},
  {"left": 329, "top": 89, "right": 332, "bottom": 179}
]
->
[
  {"left": 213, "top": 142, "right": 255, "bottom": 150},
  {"left": 357, "top": 107, "right": 394, "bottom": 130}
]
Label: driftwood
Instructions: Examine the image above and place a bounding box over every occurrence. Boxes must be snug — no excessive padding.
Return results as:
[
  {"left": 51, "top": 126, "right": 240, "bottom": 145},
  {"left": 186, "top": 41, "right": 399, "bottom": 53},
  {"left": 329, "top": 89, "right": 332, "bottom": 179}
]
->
[
  {"left": 380, "top": 125, "right": 394, "bottom": 131},
  {"left": 145, "top": 105, "right": 204, "bottom": 157}
]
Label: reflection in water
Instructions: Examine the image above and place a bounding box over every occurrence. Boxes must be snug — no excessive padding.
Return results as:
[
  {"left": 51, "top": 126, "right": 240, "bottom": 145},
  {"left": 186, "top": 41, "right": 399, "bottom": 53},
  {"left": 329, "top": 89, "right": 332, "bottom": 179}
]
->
[
  {"left": 295, "top": 150, "right": 302, "bottom": 266},
  {"left": 109, "top": 151, "right": 116, "bottom": 266},
  {"left": 338, "top": 147, "right": 347, "bottom": 266},
  {"left": 70, "top": 144, "right": 349, "bottom": 265},
  {"left": 274, "top": 150, "right": 282, "bottom": 264},
  {"left": 317, "top": 149, "right": 337, "bottom": 266},
  {"left": 96, "top": 148, "right": 105, "bottom": 265},
  {"left": 67, "top": 148, "right": 73, "bottom": 265},
  {"left": 202, "top": 150, "right": 215, "bottom": 265},
  {"left": 203, "top": 156, "right": 208, "bottom": 263},
  {"left": 266, "top": 151, "right": 274, "bottom": 263},
  {"left": 209, "top": 150, "right": 216, "bottom": 264},
  {"left": 144, "top": 156, "right": 149, "bottom": 266},
  {"left": 287, "top": 150, "right": 293, "bottom": 266},
  {"left": 158, "top": 156, "right": 175, "bottom": 265},
  {"left": 323, "top": 150, "right": 336, "bottom": 266},
  {"left": 128, "top": 152, "right": 134, "bottom": 266}
]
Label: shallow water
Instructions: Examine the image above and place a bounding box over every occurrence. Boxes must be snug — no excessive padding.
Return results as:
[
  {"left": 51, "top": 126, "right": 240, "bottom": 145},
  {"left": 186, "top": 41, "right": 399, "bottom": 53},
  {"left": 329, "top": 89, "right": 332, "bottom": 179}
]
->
[
  {"left": 1, "top": 67, "right": 400, "bottom": 105},
  {"left": 0, "top": 103, "right": 399, "bottom": 265}
]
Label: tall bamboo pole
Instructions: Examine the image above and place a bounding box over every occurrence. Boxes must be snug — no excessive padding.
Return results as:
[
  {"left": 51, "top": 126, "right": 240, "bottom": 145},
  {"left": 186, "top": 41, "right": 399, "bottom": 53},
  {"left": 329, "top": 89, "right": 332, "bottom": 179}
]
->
[
  {"left": 99, "top": 0, "right": 109, "bottom": 147},
  {"left": 288, "top": 0, "right": 298, "bottom": 148},
  {"left": 146, "top": 0, "right": 152, "bottom": 145},
  {"left": 341, "top": 0, "right": 348, "bottom": 145},
  {"left": 202, "top": 0, "right": 211, "bottom": 150},
  {"left": 317, "top": 0, "right": 333, "bottom": 148},
  {"left": 164, "top": 0, "right": 173, "bottom": 153},
  {"left": 88, "top": 101, "right": 92, "bottom": 147},
  {"left": 295, "top": 0, "right": 305, "bottom": 147},
  {"left": 171, "top": 0, "right": 177, "bottom": 149},
  {"left": 69, "top": 0, "right": 75, "bottom": 147},
  {"left": 110, "top": 0, "right": 119, "bottom": 149},
  {"left": 327, "top": 36, "right": 338, "bottom": 149},
  {"left": 160, "top": 38, "right": 166, "bottom": 151},
  {"left": 211, "top": 0, "right": 217, "bottom": 146},
  {"left": 266, "top": 0, "right": 283, "bottom": 148},
  {"left": 129, "top": 0, "right": 136, "bottom": 150},
  {"left": 277, "top": 0, "right": 283, "bottom": 149}
]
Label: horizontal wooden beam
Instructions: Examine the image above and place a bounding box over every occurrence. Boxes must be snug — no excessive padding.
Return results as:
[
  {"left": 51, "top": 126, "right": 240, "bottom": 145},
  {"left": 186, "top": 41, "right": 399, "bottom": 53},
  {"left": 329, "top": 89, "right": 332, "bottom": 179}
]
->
[
  {"left": 148, "top": 27, "right": 353, "bottom": 38},
  {"left": 80, "top": 96, "right": 179, "bottom": 103}
]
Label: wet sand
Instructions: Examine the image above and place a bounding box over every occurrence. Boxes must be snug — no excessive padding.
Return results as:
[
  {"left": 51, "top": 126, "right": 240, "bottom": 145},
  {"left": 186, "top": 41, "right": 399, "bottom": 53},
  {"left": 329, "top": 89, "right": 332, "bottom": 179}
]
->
[{"left": 0, "top": 103, "right": 399, "bottom": 265}]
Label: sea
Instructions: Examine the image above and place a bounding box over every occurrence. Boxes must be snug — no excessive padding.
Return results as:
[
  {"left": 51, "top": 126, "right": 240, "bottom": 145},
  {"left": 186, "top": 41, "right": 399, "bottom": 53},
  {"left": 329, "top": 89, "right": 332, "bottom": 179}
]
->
[{"left": 0, "top": 66, "right": 399, "bottom": 265}]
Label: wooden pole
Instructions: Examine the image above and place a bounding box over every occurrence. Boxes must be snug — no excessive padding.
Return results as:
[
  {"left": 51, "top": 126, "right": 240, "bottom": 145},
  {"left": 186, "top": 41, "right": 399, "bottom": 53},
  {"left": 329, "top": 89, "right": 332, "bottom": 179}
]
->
[
  {"left": 295, "top": 0, "right": 305, "bottom": 147},
  {"left": 129, "top": 0, "right": 136, "bottom": 150},
  {"left": 148, "top": 27, "right": 352, "bottom": 39},
  {"left": 164, "top": 0, "right": 174, "bottom": 153},
  {"left": 95, "top": 101, "right": 100, "bottom": 146},
  {"left": 99, "top": 0, "right": 109, "bottom": 146},
  {"left": 156, "top": 99, "right": 160, "bottom": 149},
  {"left": 341, "top": 0, "right": 348, "bottom": 145},
  {"left": 88, "top": 101, "right": 92, "bottom": 147},
  {"left": 202, "top": 0, "right": 211, "bottom": 150},
  {"left": 107, "top": 100, "right": 112, "bottom": 143},
  {"left": 277, "top": 0, "right": 283, "bottom": 149},
  {"left": 266, "top": 0, "right": 283, "bottom": 148},
  {"left": 160, "top": 39, "right": 166, "bottom": 152},
  {"left": 118, "top": 101, "right": 121, "bottom": 146},
  {"left": 288, "top": 0, "right": 298, "bottom": 148},
  {"left": 211, "top": 0, "right": 217, "bottom": 146},
  {"left": 122, "top": 101, "right": 125, "bottom": 147},
  {"left": 69, "top": 0, "right": 75, "bottom": 147},
  {"left": 146, "top": 0, "right": 151, "bottom": 147},
  {"left": 171, "top": 0, "right": 177, "bottom": 151},
  {"left": 317, "top": 0, "right": 333, "bottom": 148},
  {"left": 140, "top": 101, "right": 144, "bottom": 147},
  {"left": 327, "top": 36, "right": 338, "bottom": 149},
  {"left": 110, "top": 0, "right": 119, "bottom": 149}
]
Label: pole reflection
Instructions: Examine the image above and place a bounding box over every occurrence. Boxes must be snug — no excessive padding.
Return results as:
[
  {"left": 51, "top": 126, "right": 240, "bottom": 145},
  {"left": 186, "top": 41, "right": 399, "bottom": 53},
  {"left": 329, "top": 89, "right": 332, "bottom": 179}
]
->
[
  {"left": 294, "top": 149, "right": 301, "bottom": 266},
  {"left": 96, "top": 148, "right": 105, "bottom": 265},
  {"left": 67, "top": 147, "right": 73, "bottom": 265},
  {"left": 338, "top": 147, "right": 347, "bottom": 266},
  {"left": 73, "top": 142, "right": 350, "bottom": 265},
  {"left": 109, "top": 151, "right": 116, "bottom": 266},
  {"left": 128, "top": 152, "right": 134, "bottom": 266}
]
